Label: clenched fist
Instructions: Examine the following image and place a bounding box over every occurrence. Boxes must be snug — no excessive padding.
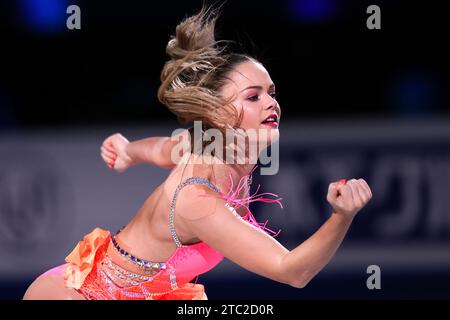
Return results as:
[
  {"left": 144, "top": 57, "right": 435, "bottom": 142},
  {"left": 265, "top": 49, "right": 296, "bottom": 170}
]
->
[
  {"left": 100, "top": 133, "right": 133, "bottom": 173},
  {"left": 327, "top": 178, "right": 372, "bottom": 219}
]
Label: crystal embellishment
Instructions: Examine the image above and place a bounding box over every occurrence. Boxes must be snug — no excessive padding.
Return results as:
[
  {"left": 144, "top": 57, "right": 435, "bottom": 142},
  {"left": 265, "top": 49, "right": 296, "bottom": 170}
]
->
[
  {"left": 169, "top": 177, "right": 220, "bottom": 248},
  {"left": 110, "top": 230, "right": 166, "bottom": 271}
]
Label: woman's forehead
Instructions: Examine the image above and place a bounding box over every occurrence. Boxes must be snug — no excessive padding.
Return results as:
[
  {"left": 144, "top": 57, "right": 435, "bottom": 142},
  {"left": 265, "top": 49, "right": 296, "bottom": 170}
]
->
[{"left": 225, "top": 61, "right": 272, "bottom": 90}]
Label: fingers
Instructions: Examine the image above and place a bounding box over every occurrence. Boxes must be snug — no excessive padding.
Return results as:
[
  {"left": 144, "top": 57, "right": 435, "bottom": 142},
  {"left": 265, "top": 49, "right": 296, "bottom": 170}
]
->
[
  {"left": 355, "top": 183, "right": 369, "bottom": 204},
  {"left": 351, "top": 178, "right": 372, "bottom": 202},
  {"left": 348, "top": 178, "right": 372, "bottom": 208},
  {"left": 103, "top": 137, "right": 117, "bottom": 153},
  {"left": 101, "top": 146, "right": 116, "bottom": 159},
  {"left": 327, "top": 182, "right": 339, "bottom": 202},
  {"left": 101, "top": 153, "right": 116, "bottom": 168},
  {"left": 100, "top": 146, "right": 117, "bottom": 169},
  {"left": 101, "top": 133, "right": 128, "bottom": 170},
  {"left": 328, "top": 177, "right": 372, "bottom": 218},
  {"left": 338, "top": 183, "right": 352, "bottom": 207},
  {"left": 103, "top": 133, "right": 121, "bottom": 148},
  {"left": 358, "top": 178, "right": 373, "bottom": 199},
  {"left": 346, "top": 180, "right": 361, "bottom": 207},
  {"left": 103, "top": 143, "right": 115, "bottom": 154}
]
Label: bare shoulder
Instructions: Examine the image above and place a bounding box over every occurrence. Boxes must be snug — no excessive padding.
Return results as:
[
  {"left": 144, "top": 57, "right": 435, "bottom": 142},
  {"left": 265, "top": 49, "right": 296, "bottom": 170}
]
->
[
  {"left": 176, "top": 182, "right": 220, "bottom": 220},
  {"left": 162, "top": 162, "right": 222, "bottom": 220},
  {"left": 23, "top": 272, "right": 86, "bottom": 300}
]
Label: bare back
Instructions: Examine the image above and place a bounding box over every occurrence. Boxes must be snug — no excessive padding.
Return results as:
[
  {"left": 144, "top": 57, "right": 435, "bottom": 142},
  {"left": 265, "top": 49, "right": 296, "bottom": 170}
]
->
[
  {"left": 23, "top": 157, "right": 246, "bottom": 300},
  {"left": 116, "top": 158, "right": 249, "bottom": 263}
]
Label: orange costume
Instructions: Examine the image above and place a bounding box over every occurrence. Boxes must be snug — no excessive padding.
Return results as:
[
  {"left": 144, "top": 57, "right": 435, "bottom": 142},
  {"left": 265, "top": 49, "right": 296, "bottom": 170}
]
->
[{"left": 42, "top": 176, "right": 282, "bottom": 300}]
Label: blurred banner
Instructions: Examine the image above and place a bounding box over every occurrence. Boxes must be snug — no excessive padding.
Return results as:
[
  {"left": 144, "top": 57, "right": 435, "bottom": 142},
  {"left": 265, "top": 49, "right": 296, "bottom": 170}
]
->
[{"left": 1, "top": 119, "right": 449, "bottom": 298}]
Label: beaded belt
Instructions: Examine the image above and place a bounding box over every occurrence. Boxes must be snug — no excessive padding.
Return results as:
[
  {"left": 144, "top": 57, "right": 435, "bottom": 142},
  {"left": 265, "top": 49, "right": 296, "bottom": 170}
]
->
[
  {"left": 100, "top": 255, "right": 160, "bottom": 287},
  {"left": 110, "top": 229, "right": 167, "bottom": 273}
]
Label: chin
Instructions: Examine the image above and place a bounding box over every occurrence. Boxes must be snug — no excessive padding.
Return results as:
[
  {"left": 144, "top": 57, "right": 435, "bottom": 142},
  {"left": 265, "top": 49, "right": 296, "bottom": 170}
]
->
[
  {"left": 267, "top": 128, "right": 280, "bottom": 145},
  {"left": 251, "top": 127, "right": 279, "bottom": 147}
]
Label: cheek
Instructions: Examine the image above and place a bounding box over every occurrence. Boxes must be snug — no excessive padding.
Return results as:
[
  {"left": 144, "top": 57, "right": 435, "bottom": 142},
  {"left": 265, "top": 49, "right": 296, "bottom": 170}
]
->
[{"left": 239, "top": 103, "right": 261, "bottom": 129}]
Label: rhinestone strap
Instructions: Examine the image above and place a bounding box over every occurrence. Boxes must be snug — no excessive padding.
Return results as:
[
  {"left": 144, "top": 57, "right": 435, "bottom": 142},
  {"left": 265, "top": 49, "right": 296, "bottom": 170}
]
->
[
  {"left": 168, "top": 264, "right": 178, "bottom": 290},
  {"left": 169, "top": 177, "right": 221, "bottom": 247}
]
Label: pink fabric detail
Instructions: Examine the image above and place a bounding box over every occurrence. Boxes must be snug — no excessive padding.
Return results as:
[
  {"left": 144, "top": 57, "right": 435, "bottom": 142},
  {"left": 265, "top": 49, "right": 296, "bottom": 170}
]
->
[
  {"left": 167, "top": 242, "right": 224, "bottom": 285},
  {"left": 139, "top": 243, "right": 221, "bottom": 293}
]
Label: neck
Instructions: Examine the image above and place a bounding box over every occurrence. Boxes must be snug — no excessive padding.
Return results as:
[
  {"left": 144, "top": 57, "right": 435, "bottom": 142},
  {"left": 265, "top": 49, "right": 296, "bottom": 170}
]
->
[
  {"left": 226, "top": 163, "right": 255, "bottom": 178},
  {"left": 187, "top": 154, "right": 255, "bottom": 191},
  {"left": 221, "top": 163, "right": 255, "bottom": 195}
]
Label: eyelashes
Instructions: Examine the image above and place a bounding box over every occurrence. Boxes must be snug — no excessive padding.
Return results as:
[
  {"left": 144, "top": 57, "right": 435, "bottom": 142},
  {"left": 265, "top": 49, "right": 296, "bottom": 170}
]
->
[{"left": 247, "top": 92, "right": 277, "bottom": 102}]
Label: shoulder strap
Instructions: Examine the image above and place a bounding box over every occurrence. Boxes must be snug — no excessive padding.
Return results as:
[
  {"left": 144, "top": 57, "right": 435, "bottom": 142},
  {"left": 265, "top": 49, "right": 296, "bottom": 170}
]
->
[{"left": 169, "top": 177, "right": 221, "bottom": 247}]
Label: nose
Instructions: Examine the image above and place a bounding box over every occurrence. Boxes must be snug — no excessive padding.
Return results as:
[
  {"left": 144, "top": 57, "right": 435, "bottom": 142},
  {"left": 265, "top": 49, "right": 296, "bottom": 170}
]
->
[
  {"left": 264, "top": 94, "right": 276, "bottom": 110},
  {"left": 264, "top": 94, "right": 281, "bottom": 118}
]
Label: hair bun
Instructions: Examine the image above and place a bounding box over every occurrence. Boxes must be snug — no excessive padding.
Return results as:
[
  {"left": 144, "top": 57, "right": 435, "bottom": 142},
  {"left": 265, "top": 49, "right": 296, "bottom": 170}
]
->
[
  {"left": 165, "top": 6, "right": 219, "bottom": 61},
  {"left": 158, "top": 5, "right": 249, "bottom": 134}
]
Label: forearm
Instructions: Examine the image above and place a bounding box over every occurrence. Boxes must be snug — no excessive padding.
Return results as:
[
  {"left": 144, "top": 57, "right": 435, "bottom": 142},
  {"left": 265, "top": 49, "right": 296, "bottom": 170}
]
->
[
  {"left": 125, "top": 136, "right": 174, "bottom": 168},
  {"left": 281, "top": 212, "right": 353, "bottom": 288}
]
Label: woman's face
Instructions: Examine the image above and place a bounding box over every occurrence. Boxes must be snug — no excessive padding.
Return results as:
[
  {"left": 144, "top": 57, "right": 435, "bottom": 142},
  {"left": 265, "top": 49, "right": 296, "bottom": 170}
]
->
[{"left": 219, "top": 60, "right": 281, "bottom": 145}]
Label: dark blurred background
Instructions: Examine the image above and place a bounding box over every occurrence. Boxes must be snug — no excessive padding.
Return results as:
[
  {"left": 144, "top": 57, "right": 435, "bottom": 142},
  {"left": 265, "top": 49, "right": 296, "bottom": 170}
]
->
[{"left": 0, "top": 0, "right": 449, "bottom": 300}]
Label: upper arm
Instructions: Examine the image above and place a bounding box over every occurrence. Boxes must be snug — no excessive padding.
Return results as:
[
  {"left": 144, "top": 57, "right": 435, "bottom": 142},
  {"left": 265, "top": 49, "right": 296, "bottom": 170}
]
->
[
  {"left": 176, "top": 187, "right": 292, "bottom": 285},
  {"left": 147, "top": 130, "right": 190, "bottom": 169}
]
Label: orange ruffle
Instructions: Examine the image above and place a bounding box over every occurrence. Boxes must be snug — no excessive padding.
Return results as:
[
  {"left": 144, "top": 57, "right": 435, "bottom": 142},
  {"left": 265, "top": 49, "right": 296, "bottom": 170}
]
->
[
  {"left": 64, "top": 228, "right": 207, "bottom": 299},
  {"left": 64, "top": 228, "right": 110, "bottom": 290}
]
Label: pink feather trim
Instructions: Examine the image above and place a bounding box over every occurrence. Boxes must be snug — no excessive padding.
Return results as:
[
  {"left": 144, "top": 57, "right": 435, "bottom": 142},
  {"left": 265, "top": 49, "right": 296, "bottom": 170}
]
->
[{"left": 219, "top": 168, "right": 283, "bottom": 237}]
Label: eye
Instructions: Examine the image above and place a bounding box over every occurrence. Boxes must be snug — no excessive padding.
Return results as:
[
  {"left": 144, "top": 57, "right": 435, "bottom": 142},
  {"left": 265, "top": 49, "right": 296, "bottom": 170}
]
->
[
  {"left": 269, "top": 92, "right": 277, "bottom": 99},
  {"left": 248, "top": 95, "right": 259, "bottom": 102}
]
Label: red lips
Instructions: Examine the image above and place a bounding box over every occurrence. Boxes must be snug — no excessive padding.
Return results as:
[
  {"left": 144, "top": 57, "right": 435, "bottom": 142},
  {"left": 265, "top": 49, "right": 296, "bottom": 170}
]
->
[{"left": 261, "top": 113, "right": 279, "bottom": 127}]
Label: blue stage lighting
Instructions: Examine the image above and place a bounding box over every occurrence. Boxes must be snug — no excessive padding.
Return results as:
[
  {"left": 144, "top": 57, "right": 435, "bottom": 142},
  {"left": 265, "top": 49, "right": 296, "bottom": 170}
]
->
[
  {"left": 290, "top": 0, "right": 337, "bottom": 23},
  {"left": 19, "top": 0, "right": 70, "bottom": 33}
]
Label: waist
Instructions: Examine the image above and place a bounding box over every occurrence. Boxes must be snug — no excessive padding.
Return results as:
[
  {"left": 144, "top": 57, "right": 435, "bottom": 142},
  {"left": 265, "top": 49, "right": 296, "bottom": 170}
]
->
[{"left": 105, "top": 240, "right": 163, "bottom": 280}]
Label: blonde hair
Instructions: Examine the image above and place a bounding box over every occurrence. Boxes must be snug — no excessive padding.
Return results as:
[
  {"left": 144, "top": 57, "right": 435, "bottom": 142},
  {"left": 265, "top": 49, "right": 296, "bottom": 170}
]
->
[{"left": 157, "top": 5, "right": 256, "bottom": 134}]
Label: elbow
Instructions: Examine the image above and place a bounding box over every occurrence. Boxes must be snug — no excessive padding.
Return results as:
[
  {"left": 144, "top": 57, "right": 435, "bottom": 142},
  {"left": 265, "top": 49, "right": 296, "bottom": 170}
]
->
[
  {"left": 289, "top": 278, "right": 309, "bottom": 289},
  {"left": 276, "top": 272, "right": 309, "bottom": 289},
  {"left": 288, "top": 272, "right": 314, "bottom": 289},
  {"left": 151, "top": 157, "right": 176, "bottom": 169},
  {"left": 277, "top": 254, "right": 312, "bottom": 289}
]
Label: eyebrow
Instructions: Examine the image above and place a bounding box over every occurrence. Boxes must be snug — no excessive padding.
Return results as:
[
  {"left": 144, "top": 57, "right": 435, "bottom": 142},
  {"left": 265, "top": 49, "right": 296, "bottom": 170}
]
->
[{"left": 240, "top": 83, "right": 275, "bottom": 93}]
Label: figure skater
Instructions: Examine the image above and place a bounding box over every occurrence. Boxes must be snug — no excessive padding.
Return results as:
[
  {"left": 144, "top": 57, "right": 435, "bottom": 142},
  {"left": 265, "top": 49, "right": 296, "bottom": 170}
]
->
[{"left": 23, "top": 5, "right": 372, "bottom": 300}]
